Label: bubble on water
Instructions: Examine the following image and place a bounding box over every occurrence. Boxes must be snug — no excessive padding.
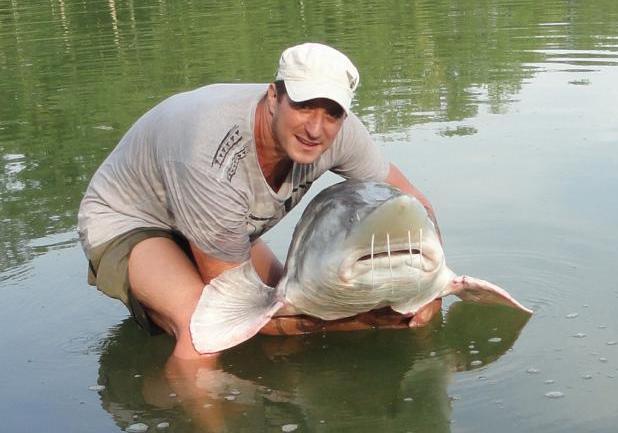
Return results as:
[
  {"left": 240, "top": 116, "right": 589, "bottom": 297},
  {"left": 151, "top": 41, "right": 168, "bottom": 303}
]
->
[
  {"left": 470, "top": 350, "right": 479, "bottom": 355},
  {"left": 126, "top": 423, "right": 149, "bottom": 433},
  {"left": 133, "top": 415, "right": 139, "bottom": 420},
  {"left": 281, "top": 424, "right": 298, "bottom": 432},
  {"left": 156, "top": 422, "right": 170, "bottom": 430},
  {"left": 224, "top": 395, "right": 236, "bottom": 401},
  {"left": 88, "top": 385, "right": 106, "bottom": 391},
  {"left": 544, "top": 379, "right": 555, "bottom": 384},
  {"left": 565, "top": 313, "right": 579, "bottom": 319},
  {"left": 488, "top": 337, "right": 502, "bottom": 343},
  {"left": 93, "top": 125, "right": 114, "bottom": 131},
  {"left": 320, "top": 420, "right": 326, "bottom": 424},
  {"left": 573, "top": 333, "right": 587, "bottom": 338},
  {"left": 598, "top": 325, "right": 607, "bottom": 329},
  {"left": 468, "top": 344, "right": 475, "bottom": 349},
  {"left": 403, "top": 397, "right": 414, "bottom": 402},
  {"left": 545, "top": 391, "right": 565, "bottom": 399},
  {"left": 582, "top": 304, "right": 589, "bottom": 308},
  {"left": 471, "top": 360, "right": 483, "bottom": 367},
  {"left": 230, "top": 389, "right": 241, "bottom": 395},
  {"left": 168, "top": 393, "right": 177, "bottom": 398},
  {"left": 429, "top": 351, "right": 436, "bottom": 357},
  {"left": 133, "top": 374, "right": 142, "bottom": 378},
  {"left": 203, "top": 403, "right": 212, "bottom": 408},
  {"left": 527, "top": 368, "right": 541, "bottom": 375},
  {"left": 582, "top": 374, "right": 593, "bottom": 380},
  {"left": 607, "top": 341, "right": 617, "bottom": 346},
  {"left": 599, "top": 357, "right": 608, "bottom": 363}
]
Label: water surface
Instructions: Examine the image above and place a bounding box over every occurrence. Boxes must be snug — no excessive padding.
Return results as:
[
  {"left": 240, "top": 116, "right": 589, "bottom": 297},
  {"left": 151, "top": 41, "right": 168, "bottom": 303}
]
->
[{"left": 1, "top": 1, "right": 617, "bottom": 432}]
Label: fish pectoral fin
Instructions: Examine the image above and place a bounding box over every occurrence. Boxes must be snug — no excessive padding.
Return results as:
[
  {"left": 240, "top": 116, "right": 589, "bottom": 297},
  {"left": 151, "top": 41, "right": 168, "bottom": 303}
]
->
[
  {"left": 190, "top": 260, "right": 283, "bottom": 353},
  {"left": 448, "top": 275, "right": 533, "bottom": 314}
]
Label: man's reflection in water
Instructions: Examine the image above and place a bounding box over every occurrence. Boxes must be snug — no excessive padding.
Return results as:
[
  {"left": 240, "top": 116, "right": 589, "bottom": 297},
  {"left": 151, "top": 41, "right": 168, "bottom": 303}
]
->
[{"left": 96, "top": 303, "right": 529, "bottom": 432}]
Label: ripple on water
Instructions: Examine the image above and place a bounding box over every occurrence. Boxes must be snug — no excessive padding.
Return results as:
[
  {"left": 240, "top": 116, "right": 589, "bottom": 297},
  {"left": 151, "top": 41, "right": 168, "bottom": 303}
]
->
[{"left": 545, "top": 391, "right": 565, "bottom": 399}]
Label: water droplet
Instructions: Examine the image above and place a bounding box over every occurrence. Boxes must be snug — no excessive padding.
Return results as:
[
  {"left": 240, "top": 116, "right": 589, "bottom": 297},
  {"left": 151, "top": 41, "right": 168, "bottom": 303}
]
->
[
  {"left": 488, "top": 337, "right": 502, "bottom": 343},
  {"left": 470, "top": 350, "right": 479, "bottom": 355},
  {"left": 282, "top": 424, "right": 298, "bottom": 432},
  {"left": 573, "top": 333, "right": 587, "bottom": 338},
  {"left": 544, "top": 379, "right": 555, "bottom": 384},
  {"left": 203, "top": 403, "right": 212, "bottom": 408},
  {"left": 133, "top": 374, "right": 142, "bottom": 378},
  {"left": 598, "top": 325, "right": 607, "bottom": 329},
  {"left": 230, "top": 389, "right": 241, "bottom": 395},
  {"left": 168, "top": 393, "right": 177, "bottom": 398},
  {"left": 429, "top": 351, "right": 436, "bottom": 357},
  {"left": 126, "top": 423, "right": 149, "bottom": 433},
  {"left": 471, "top": 360, "right": 483, "bottom": 367},
  {"left": 156, "top": 422, "right": 170, "bottom": 430},
  {"left": 88, "top": 385, "right": 106, "bottom": 391},
  {"left": 582, "top": 374, "right": 593, "bottom": 380},
  {"left": 545, "top": 391, "right": 565, "bottom": 399},
  {"left": 599, "top": 357, "right": 608, "bottom": 363},
  {"left": 468, "top": 345, "right": 475, "bottom": 349},
  {"left": 607, "top": 341, "right": 617, "bottom": 346},
  {"left": 565, "top": 313, "right": 579, "bottom": 319},
  {"left": 403, "top": 397, "right": 414, "bottom": 402},
  {"left": 320, "top": 420, "right": 326, "bottom": 424},
  {"left": 224, "top": 395, "right": 236, "bottom": 401},
  {"left": 527, "top": 368, "right": 541, "bottom": 375}
]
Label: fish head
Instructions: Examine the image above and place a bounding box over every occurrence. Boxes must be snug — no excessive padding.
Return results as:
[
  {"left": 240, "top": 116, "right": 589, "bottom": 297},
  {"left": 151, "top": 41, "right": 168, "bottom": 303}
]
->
[{"left": 281, "top": 181, "right": 452, "bottom": 319}]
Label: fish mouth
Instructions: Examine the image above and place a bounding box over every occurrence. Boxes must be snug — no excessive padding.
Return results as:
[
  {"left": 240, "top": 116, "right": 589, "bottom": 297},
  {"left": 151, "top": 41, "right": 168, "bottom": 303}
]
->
[{"left": 358, "top": 248, "right": 421, "bottom": 262}]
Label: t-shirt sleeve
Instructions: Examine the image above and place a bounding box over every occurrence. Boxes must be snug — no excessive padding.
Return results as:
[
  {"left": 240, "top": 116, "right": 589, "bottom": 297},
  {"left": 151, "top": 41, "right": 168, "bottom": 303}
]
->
[
  {"left": 329, "top": 112, "right": 390, "bottom": 181},
  {"left": 160, "top": 160, "right": 251, "bottom": 263}
]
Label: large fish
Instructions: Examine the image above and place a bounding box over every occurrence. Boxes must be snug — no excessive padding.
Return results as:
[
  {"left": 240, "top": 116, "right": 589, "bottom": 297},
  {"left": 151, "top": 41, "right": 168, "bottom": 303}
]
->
[{"left": 190, "top": 180, "right": 532, "bottom": 353}]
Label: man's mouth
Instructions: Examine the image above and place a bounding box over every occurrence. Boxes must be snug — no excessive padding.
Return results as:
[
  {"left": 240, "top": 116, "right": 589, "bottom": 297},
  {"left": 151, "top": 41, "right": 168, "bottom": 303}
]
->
[{"left": 296, "top": 135, "right": 320, "bottom": 147}]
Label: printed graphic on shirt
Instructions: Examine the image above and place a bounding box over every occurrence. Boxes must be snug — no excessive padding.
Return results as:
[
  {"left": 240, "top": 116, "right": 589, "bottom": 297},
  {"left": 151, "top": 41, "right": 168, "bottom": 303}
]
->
[
  {"left": 212, "top": 124, "right": 242, "bottom": 168},
  {"left": 284, "top": 181, "right": 313, "bottom": 211},
  {"left": 227, "top": 145, "right": 248, "bottom": 181}
]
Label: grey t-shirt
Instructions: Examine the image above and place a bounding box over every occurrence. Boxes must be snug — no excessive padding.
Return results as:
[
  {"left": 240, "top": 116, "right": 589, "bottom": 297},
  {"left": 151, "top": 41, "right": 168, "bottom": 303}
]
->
[{"left": 78, "top": 84, "right": 389, "bottom": 262}]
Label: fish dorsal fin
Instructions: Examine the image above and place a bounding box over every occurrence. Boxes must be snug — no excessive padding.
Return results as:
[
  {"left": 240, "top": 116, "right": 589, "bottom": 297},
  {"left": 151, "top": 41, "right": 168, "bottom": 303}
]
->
[
  {"left": 445, "top": 275, "right": 533, "bottom": 314},
  {"left": 190, "top": 261, "right": 284, "bottom": 353}
]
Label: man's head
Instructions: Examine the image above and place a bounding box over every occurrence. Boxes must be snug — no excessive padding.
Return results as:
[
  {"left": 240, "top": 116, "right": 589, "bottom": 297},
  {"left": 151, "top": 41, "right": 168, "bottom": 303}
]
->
[
  {"left": 275, "top": 42, "right": 359, "bottom": 115},
  {"left": 264, "top": 43, "right": 360, "bottom": 165}
]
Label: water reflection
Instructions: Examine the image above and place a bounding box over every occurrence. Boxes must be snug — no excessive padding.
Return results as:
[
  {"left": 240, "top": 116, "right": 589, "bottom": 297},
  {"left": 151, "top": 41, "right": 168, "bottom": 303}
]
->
[
  {"left": 96, "top": 303, "right": 529, "bottom": 432},
  {"left": 1, "top": 0, "right": 618, "bottom": 273}
]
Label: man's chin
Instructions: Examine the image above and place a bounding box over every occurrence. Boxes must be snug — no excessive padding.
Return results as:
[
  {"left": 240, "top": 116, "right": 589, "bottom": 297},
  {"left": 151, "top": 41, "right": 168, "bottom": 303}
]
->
[{"left": 287, "top": 146, "right": 323, "bottom": 165}]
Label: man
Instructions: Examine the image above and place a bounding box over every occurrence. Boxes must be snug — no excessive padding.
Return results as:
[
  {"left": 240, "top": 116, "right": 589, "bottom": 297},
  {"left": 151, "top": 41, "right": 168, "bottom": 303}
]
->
[{"left": 79, "top": 43, "right": 442, "bottom": 360}]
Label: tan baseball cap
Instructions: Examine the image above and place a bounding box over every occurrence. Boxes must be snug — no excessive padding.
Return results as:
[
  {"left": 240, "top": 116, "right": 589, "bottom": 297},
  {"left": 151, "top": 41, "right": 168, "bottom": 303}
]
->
[{"left": 275, "top": 42, "right": 360, "bottom": 114}]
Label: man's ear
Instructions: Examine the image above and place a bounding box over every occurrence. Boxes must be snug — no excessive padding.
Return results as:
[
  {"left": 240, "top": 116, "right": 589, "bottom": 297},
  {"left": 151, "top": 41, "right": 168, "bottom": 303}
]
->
[{"left": 266, "top": 83, "right": 278, "bottom": 115}]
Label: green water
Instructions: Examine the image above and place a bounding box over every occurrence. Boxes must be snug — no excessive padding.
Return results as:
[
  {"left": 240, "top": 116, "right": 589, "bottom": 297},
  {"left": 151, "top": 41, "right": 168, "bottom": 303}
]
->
[{"left": 1, "top": 1, "right": 617, "bottom": 432}]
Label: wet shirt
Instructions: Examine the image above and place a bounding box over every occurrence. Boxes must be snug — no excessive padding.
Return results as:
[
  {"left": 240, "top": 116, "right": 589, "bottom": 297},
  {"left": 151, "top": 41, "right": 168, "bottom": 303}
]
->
[{"left": 77, "top": 84, "right": 389, "bottom": 262}]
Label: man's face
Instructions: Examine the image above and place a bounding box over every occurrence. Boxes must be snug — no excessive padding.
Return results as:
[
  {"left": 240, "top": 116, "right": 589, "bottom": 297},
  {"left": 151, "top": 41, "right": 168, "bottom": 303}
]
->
[{"left": 269, "top": 87, "right": 346, "bottom": 165}]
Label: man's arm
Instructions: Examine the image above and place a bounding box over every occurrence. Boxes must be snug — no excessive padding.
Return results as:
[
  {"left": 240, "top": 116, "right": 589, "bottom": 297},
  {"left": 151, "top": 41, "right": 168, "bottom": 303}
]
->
[{"left": 384, "top": 163, "right": 443, "bottom": 245}]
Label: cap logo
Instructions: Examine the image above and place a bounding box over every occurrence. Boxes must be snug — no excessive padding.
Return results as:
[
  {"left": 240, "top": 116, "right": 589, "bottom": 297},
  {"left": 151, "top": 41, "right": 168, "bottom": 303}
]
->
[{"left": 346, "top": 70, "right": 358, "bottom": 90}]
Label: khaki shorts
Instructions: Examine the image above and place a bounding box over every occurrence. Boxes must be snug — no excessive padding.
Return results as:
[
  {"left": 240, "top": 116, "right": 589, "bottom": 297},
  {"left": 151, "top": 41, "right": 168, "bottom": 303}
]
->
[{"left": 87, "top": 227, "right": 194, "bottom": 335}]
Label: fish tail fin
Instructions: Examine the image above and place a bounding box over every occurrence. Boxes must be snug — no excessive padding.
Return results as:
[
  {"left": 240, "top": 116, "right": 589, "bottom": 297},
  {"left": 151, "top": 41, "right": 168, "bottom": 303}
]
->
[
  {"left": 448, "top": 275, "right": 533, "bottom": 314},
  {"left": 190, "top": 261, "right": 283, "bottom": 353}
]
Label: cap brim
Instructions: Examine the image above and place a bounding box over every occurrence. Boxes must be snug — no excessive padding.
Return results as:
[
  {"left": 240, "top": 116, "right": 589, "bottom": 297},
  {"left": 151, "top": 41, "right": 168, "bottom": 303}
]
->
[{"left": 284, "top": 80, "right": 352, "bottom": 114}]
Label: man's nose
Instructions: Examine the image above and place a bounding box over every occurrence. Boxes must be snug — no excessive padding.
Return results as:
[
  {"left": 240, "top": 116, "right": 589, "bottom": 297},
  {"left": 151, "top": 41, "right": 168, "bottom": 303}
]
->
[{"left": 304, "top": 110, "right": 324, "bottom": 139}]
